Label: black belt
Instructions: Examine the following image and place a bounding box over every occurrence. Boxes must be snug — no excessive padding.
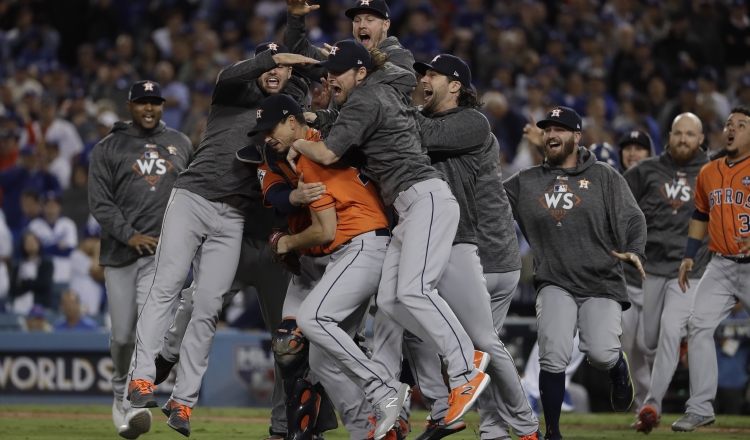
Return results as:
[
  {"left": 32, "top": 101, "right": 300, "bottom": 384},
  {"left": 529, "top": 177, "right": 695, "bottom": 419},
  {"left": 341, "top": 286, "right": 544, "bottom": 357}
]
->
[
  {"left": 720, "top": 255, "right": 750, "bottom": 264},
  {"left": 373, "top": 228, "right": 390, "bottom": 237}
]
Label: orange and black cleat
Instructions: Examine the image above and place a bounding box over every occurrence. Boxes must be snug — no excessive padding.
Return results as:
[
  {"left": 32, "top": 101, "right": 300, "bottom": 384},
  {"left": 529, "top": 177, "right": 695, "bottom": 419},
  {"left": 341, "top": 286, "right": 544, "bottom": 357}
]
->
[
  {"left": 163, "top": 399, "right": 192, "bottom": 437},
  {"left": 127, "top": 379, "right": 157, "bottom": 408}
]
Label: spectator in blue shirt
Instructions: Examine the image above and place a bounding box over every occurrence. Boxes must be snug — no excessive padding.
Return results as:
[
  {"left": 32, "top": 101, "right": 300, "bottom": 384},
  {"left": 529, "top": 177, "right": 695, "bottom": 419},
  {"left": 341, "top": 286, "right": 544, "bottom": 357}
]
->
[
  {"left": 401, "top": 6, "right": 441, "bottom": 65},
  {"left": 54, "top": 290, "right": 99, "bottom": 331},
  {"left": 154, "top": 61, "right": 189, "bottom": 130},
  {"left": 0, "top": 145, "right": 60, "bottom": 240},
  {"left": 715, "top": 304, "right": 750, "bottom": 415}
]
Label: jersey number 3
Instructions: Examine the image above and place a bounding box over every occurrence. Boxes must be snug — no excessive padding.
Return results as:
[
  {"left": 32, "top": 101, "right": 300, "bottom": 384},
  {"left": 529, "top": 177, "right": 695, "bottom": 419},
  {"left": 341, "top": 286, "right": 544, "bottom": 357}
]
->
[{"left": 739, "top": 213, "right": 750, "bottom": 234}]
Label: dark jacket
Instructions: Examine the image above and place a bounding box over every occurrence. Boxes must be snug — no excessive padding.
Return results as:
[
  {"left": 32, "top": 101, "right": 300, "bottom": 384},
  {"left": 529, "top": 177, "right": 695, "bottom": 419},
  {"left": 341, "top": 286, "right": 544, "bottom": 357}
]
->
[
  {"left": 88, "top": 121, "right": 193, "bottom": 267},
  {"left": 10, "top": 256, "right": 54, "bottom": 308},
  {"left": 623, "top": 149, "right": 711, "bottom": 279},
  {"left": 504, "top": 147, "right": 647, "bottom": 309}
]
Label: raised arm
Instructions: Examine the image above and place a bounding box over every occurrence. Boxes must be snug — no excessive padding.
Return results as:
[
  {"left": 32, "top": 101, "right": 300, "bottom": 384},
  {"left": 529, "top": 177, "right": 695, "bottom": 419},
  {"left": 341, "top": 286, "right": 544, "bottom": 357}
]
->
[
  {"left": 417, "top": 109, "right": 490, "bottom": 154},
  {"left": 284, "top": 1, "right": 329, "bottom": 81}
]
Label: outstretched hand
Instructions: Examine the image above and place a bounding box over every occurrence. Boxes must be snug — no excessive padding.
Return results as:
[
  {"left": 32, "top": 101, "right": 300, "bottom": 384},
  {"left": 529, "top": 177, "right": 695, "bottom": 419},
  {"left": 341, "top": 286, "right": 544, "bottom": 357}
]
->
[
  {"left": 678, "top": 258, "right": 693, "bottom": 293},
  {"left": 272, "top": 53, "right": 319, "bottom": 67},
  {"left": 287, "top": 0, "right": 320, "bottom": 17},
  {"left": 611, "top": 250, "right": 646, "bottom": 280},
  {"left": 311, "top": 77, "right": 331, "bottom": 110},
  {"left": 523, "top": 114, "right": 544, "bottom": 147}
]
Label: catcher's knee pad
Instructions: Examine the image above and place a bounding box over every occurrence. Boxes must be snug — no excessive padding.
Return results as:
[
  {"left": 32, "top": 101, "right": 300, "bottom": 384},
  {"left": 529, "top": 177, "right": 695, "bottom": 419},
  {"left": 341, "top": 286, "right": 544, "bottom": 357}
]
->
[
  {"left": 287, "top": 378, "right": 320, "bottom": 440},
  {"left": 273, "top": 319, "right": 310, "bottom": 396}
]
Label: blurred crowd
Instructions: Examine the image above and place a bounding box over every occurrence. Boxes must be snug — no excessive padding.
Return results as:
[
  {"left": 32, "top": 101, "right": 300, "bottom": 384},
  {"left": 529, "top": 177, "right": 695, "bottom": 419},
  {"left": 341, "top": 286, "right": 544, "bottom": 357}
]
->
[{"left": 0, "top": 0, "right": 749, "bottom": 333}]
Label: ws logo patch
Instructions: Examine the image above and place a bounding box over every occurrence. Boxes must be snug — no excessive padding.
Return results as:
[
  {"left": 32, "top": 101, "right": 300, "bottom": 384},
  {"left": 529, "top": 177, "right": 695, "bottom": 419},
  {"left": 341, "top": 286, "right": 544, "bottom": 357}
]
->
[
  {"left": 660, "top": 177, "right": 693, "bottom": 213},
  {"left": 539, "top": 181, "right": 581, "bottom": 225},
  {"left": 132, "top": 148, "right": 174, "bottom": 190}
]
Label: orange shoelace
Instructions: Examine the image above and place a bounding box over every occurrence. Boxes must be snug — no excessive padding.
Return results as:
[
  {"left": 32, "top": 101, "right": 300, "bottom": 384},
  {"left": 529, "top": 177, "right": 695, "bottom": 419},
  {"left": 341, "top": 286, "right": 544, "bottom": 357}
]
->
[
  {"left": 518, "top": 433, "right": 539, "bottom": 440},
  {"left": 366, "top": 415, "right": 376, "bottom": 439},
  {"left": 176, "top": 403, "right": 191, "bottom": 420},
  {"left": 131, "top": 380, "right": 157, "bottom": 394},
  {"left": 447, "top": 388, "right": 460, "bottom": 406}
]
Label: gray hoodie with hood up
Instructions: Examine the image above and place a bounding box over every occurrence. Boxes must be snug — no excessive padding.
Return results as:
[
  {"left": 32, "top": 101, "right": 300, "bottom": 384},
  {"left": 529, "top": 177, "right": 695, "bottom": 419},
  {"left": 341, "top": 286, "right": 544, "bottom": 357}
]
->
[
  {"left": 89, "top": 121, "right": 193, "bottom": 267},
  {"left": 623, "top": 149, "right": 711, "bottom": 280},
  {"left": 504, "top": 146, "right": 647, "bottom": 309},
  {"left": 324, "top": 62, "right": 442, "bottom": 206}
]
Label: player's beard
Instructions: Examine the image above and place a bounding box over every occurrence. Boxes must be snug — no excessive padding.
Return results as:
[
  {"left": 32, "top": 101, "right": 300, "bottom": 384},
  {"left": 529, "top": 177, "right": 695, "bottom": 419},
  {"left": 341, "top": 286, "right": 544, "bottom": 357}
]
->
[
  {"left": 546, "top": 136, "right": 577, "bottom": 166},
  {"left": 669, "top": 142, "right": 698, "bottom": 165}
]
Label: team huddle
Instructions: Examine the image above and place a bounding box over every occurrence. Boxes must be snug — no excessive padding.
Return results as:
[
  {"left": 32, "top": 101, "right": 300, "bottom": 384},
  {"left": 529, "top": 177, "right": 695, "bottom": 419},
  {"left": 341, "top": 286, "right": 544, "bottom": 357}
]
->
[{"left": 87, "top": 1, "right": 750, "bottom": 440}]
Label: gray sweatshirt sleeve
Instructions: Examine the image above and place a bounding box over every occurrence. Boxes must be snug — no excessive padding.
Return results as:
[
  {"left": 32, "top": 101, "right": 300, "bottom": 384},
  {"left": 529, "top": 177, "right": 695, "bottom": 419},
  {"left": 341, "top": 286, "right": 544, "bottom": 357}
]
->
[
  {"left": 622, "top": 164, "right": 644, "bottom": 202},
  {"left": 606, "top": 166, "right": 647, "bottom": 262},
  {"left": 88, "top": 141, "right": 139, "bottom": 244},
  {"left": 212, "top": 51, "right": 278, "bottom": 105},
  {"left": 417, "top": 109, "right": 489, "bottom": 154},
  {"left": 284, "top": 12, "right": 329, "bottom": 81},
  {"left": 502, "top": 171, "right": 521, "bottom": 217},
  {"left": 324, "top": 90, "right": 382, "bottom": 157}
]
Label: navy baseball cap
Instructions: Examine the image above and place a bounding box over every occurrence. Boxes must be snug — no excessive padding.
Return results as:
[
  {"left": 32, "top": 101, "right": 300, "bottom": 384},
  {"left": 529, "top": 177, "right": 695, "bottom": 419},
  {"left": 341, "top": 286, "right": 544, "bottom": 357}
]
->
[
  {"left": 128, "top": 80, "right": 165, "bottom": 102},
  {"left": 618, "top": 130, "right": 652, "bottom": 151},
  {"left": 589, "top": 142, "right": 620, "bottom": 169},
  {"left": 414, "top": 54, "right": 472, "bottom": 89},
  {"left": 536, "top": 106, "right": 582, "bottom": 132},
  {"left": 345, "top": 0, "right": 390, "bottom": 20},
  {"left": 255, "top": 42, "right": 290, "bottom": 57},
  {"left": 28, "top": 304, "right": 46, "bottom": 319},
  {"left": 681, "top": 80, "right": 699, "bottom": 93},
  {"left": 247, "top": 94, "right": 303, "bottom": 136},
  {"left": 318, "top": 40, "right": 372, "bottom": 71}
]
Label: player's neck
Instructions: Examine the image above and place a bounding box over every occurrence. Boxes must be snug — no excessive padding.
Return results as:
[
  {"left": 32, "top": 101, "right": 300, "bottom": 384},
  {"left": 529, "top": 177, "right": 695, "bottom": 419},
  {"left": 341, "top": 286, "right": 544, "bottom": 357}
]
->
[{"left": 726, "top": 147, "right": 750, "bottom": 164}]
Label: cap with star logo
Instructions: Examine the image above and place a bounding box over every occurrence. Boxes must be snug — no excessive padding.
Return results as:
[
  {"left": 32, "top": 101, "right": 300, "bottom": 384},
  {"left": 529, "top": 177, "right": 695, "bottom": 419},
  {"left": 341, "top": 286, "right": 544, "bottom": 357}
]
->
[
  {"left": 536, "top": 106, "right": 582, "bottom": 132},
  {"left": 247, "top": 94, "right": 303, "bottom": 136},
  {"left": 317, "top": 40, "right": 372, "bottom": 71},
  {"left": 345, "top": 0, "right": 390, "bottom": 20},
  {"left": 128, "top": 80, "right": 165, "bottom": 103},
  {"left": 414, "top": 54, "right": 472, "bottom": 89},
  {"left": 255, "top": 41, "right": 290, "bottom": 56}
]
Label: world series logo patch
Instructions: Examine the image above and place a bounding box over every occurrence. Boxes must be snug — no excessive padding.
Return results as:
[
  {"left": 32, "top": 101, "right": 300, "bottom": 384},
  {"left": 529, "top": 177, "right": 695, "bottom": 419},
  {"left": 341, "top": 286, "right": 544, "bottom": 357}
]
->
[{"left": 742, "top": 176, "right": 750, "bottom": 187}]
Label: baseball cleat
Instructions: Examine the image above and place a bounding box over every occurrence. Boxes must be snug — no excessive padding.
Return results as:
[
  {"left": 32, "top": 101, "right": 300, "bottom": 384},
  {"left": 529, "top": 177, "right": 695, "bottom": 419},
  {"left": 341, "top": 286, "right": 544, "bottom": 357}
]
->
[
  {"left": 163, "top": 399, "right": 192, "bottom": 437},
  {"left": 112, "top": 398, "right": 126, "bottom": 428},
  {"left": 263, "top": 429, "right": 286, "bottom": 439},
  {"left": 671, "top": 413, "right": 715, "bottom": 432},
  {"left": 518, "top": 430, "right": 544, "bottom": 440},
  {"left": 395, "top": 416, "right": 410, "bottom": 440},
  {"left": 118, "top": 408, "right": 152, "bottom": 439},
  {"left": 127, "top": 380, "right": 158, "bottom": 408},
  {"left": 154, "top": 354, "right": 177, "bottom": 385},
  {"left": 372, "top": 384, "right": 411, "bottom": 440},
  {"left": 414, "top": 417, "right": 466, "bottom": 440},
  {"left": 636, "top": 405, "right": 659, "bottom": 434},
  {"left": 444, "top": 370, "right": 491, "bottom": 425},
  {"left": 472, "top": 350, "right": 490, "bottom": 372},
  {"left": 609, "top": 351, "right": 634, "bottom": 413}
]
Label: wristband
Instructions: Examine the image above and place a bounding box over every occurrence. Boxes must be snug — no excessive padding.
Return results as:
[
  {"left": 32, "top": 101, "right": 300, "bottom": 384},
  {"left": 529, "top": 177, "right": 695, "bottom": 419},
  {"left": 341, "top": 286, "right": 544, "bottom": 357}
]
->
[{"left": 684, "top": 237, "right": 701, "bottom": 259}]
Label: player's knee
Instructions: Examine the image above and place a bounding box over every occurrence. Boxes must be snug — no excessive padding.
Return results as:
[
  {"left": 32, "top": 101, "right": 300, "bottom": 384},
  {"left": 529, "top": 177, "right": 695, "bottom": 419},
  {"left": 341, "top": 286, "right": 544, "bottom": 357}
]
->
[
  {"left": 538, "top": 352, "right": 569, "bottom": 373},
  {"left": 584, "top": 345, "right": 619, "bottom": 370},
  {"left": 272, "top": 318, "right": 309, "bottom": 380},
  {"left": 110, "top": 331, "right": 135, "bottom": 348},
  {"left": 375, "top": 290, "right": 398, "bottom": 316},
  {"left": 295, "top": 308, "right": 316, "bottom": 337}
]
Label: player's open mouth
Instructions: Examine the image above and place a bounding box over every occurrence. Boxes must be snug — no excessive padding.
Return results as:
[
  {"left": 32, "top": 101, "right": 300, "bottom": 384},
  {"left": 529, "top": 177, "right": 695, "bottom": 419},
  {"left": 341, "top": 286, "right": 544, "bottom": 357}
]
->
[
  {"left": 265, "top": 77, "right": 280, "bottom": 89},
  {"left": 358, "top": 33, "right": 371, "bottom": 44},
  {"left": 727, "top": 134, "right": 735, "bottom": 146},
  {"left": 423, "top": 87, "right": 433, "bottom": 103},
  {"left": 332, "top": 85, "right": 343, "bottom": 97},
  {"left": 547, "top": 140, "right": 561, "bottom": 150},
  {"left": 143, "top": 114, "right": 155, "bottom": 123}
]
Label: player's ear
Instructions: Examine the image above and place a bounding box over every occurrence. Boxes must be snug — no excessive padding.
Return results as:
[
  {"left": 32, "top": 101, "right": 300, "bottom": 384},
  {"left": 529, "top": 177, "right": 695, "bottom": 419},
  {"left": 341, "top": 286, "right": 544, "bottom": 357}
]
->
[
  {"left": 574, "top": 131, "right": 582, "bottom": 144},
  {"left": 382, "top": 19, "right": 391, "bottom": 33},
  {"left": 448, "top": 80, "right": 461, "bottom": 94},
  {"left": 286, "top": 66, "right": 292, "bottom": 79},
  {"left": 356, "top": 67, "right": 367, "bottom": 82},
  {"left": 699, "top": 133, "right": 705, "bottom": 146}
]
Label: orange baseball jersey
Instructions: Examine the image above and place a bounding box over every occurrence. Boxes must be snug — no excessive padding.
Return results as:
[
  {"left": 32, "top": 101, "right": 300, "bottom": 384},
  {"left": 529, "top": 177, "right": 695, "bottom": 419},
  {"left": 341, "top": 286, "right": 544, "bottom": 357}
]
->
[{"left": 694, "top": 156, "right": 750, "bottom": 255}]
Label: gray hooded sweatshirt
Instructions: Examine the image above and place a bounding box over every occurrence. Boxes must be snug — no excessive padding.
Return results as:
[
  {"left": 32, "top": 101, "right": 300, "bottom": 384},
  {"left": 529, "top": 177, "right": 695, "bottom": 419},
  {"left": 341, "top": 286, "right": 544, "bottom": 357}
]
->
[
  {"left": 623, "top": 149, "right": 711, "bottom": 279},
  {"left": 174, "top": 50, "right": 308, "bottom": 202},
  {"left": 89, "top": 121, "right": 193, "bottom": 267},
  {"left": 504, "top": 147, "right": 647, "bottom": 309},
  {"left": 284, "top": 12, "right": 416, "bottom": 78},
  {"left": 324, "top": 63, "right": 442, "bottom": 206}
]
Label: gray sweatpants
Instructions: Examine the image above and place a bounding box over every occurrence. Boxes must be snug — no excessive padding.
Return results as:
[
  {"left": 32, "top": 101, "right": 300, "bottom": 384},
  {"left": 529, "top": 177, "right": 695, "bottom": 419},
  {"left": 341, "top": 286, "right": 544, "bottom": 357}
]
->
[
  {"left": 641, "top": 276, "right": 697, "bottom": 415},
  {"left": 685, "top": 256, "right": 750, "bottom": 417},
  {"left": 290, "top": 252, "right": 375, "bottom": 440},
  {"left": 297, "top": 233, "right": 398, "bottom": 408},
  {"left": 131, "top": 188, "right": 245, "bottom": 407},
  {"left": 376, "top": 245, "right": 538, "bottom": 437},
  {"left": 375, "top": 179, "right": 477, "bottom": 388},
  {"left": 537, "top": 286, "right": 622, "bottom": 373},
  {"left": 621, "top": 284, "right": 653, "bottom": 412},
  {"left": 160, "top": 235, "right": 290, "bottom": 433},
  {"left": 104, "top": 255, "right": 156, "bottom": 412}
]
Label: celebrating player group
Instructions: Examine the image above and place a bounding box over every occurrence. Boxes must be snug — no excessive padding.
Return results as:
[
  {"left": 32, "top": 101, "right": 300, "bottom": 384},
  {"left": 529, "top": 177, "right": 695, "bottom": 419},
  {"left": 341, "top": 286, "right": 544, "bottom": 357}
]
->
[{"left": 87, "top": 1, "right": 750, "bottom": 440}]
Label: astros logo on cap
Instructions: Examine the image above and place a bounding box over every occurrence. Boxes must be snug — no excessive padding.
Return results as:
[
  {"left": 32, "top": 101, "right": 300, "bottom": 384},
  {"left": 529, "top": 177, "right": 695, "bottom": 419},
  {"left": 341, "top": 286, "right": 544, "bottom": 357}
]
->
[
  {"left": 431, "top": 55, "right": 441, "bottom": 63},
  {"left": 267, "top": 43, "right": 279, "bottom": 52},
  {"left": 551, "top": 108, "right": 563, "bottom": 117},
  {"left": 360, "top": 0, "right": 370, "bottom": 5},
  {"left": 330, "top": 46, "right": 339, "bottom": 56},
  {"left": 257, "top": 109, "right": 264, "bottom": 119},
  {"left": 630, "top": 131, "right": 640, "bottom": 138},
  {"left": 143, "top": 81, "right": 155, "bottom": 91}
]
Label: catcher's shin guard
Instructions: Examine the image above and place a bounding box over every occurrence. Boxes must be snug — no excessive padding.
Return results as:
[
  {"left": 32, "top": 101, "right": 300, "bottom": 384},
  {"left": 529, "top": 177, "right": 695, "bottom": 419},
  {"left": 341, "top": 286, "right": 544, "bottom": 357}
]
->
[
  {"left": 313, "top": 382, "right": 339, "bottom": 433},
  {"left": 287, "top": 378, "right": 320, "bottom": 440}
]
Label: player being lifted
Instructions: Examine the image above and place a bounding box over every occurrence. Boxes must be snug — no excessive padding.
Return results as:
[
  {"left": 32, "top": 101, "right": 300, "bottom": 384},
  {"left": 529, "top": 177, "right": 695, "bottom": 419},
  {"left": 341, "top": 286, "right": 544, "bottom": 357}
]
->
[
  {"left": 504, "top": 106, "right": 646, "bottom": 440},
  {"left": 673, "top": 107, "right": 750, "bottom": 432}
]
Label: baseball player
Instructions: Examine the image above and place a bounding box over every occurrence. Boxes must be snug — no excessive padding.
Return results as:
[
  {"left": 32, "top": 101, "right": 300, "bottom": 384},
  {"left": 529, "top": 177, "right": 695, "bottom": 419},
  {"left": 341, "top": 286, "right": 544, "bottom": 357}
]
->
[
  {"left": 285, "top": 0, "right": 415, "bottom": 84},
  {"left": 243, "top": 93, "right": 380, "bottom": 439},
  {"left": 623, "top": 115, "right": 711, "bottom": 434},
  {"left": 289, "top": 41, "right": 489, "bottom": 439},
  {"left": 365, "top": 54, "right": 540, "bottom": 440},
  {"left": 672, "top": 107, "right": 750, "bottom": 432},
  {"left": 504, "top": 106, "right": 646, "bottom": 440},
  {"left": 126, "top": 44, "right": 317, "bottom": 437},
  {"left": 88, "top": 80, "right": 193, "bottom": 439}
]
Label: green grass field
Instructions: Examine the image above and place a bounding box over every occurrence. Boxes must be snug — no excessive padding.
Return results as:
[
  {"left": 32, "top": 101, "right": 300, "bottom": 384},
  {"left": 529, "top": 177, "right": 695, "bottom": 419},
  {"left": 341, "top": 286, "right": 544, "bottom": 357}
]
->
[{"left": 0, "top": 405, "right": 749, "bottom": 439}]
